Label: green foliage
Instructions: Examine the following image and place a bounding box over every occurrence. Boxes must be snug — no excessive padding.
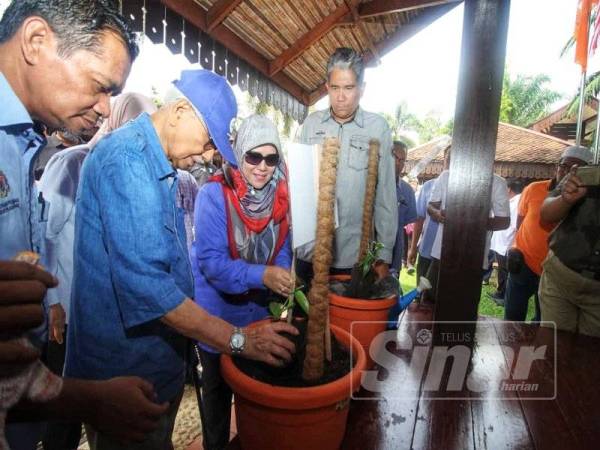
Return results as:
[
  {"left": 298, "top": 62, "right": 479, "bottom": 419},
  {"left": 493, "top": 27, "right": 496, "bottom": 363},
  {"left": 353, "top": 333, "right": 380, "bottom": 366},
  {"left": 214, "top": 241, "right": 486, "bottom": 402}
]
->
[
  {"left": 565, "top": 70, "right": 600, "bottom": 117},
  {"left": 382, "top": 102, "right": 454, "bottom": 146},
  {"left": 560, "top": 8, "right": 597, "bottom": 58},
  {"left": 415, "top": 113, "right": 445, "bottom": 144},
  {"left": 381, "top": 101, "right": 419, "bottom": 146},
  {"left": 499, "top": 72, "right": 562, "bottom": 127},
  {"left": 559, "top": 17, "right": 599, "bottom": 145},
  {"left": 268, "top": 287, "right": 309, "bottom": 319},
  {"left": 360, "top": 242, "right": 384, "bottom": 278},
  {"left": 294, "top": 289, "right": 309, "bottom": 315},
  {"left": 439, "top": 118, "right": 454, "bottom": 136}
]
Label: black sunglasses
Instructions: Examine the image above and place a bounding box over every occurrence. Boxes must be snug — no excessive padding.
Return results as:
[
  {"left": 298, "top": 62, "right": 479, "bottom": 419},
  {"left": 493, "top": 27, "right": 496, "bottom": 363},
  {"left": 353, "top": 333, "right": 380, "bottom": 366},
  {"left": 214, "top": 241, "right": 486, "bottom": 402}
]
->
[{"left": 244, "top": 151, "right": 280, "bottom": 167}]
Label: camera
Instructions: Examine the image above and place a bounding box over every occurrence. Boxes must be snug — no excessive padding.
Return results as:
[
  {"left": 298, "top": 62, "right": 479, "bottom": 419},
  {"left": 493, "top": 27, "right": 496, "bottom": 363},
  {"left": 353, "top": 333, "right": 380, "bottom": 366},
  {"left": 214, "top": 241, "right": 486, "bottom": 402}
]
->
[{"left": 575, "top": 165, "right": 600, "bottom": 186}]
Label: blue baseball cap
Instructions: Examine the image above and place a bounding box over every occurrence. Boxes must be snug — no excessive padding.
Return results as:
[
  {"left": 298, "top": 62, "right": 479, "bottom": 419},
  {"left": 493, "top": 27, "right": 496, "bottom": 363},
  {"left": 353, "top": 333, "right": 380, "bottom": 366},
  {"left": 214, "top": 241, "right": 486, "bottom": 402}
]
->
[{"left": 172, "top": 70, "right": 238, "bottom": 165}]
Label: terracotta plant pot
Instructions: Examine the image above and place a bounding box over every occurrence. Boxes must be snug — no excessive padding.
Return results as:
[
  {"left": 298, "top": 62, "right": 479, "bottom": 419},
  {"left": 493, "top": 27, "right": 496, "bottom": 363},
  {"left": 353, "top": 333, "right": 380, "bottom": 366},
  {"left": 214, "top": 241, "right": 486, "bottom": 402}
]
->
[
  {"left": 221, "top": 322, "right": 366, "bottom": 450},
  {"left": 329, "top": 275, "right": 397, "bottom": 368}
]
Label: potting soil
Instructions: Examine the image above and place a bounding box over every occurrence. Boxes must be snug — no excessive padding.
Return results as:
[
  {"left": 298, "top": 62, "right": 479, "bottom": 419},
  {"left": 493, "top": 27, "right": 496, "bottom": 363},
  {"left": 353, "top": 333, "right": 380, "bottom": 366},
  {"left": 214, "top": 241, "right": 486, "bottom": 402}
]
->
[
  {"left": 233, "top": 319, "right": 353, "bottom": 387},
  {"left": 329, "top": 275, "right": 399, "bottom": 300}
]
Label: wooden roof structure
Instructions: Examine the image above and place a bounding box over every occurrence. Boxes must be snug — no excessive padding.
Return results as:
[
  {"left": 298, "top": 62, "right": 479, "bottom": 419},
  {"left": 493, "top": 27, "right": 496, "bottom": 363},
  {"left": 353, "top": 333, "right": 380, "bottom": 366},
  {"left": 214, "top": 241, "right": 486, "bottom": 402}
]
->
[
  {"left": 529, "top": 98, "right": 598, "bottom": 145},
  {"left": 405, "top": 122, "right": 571, "bottom": 180},
  {"left": 120, "top": 0, "right": 462, "bottom": 122}
]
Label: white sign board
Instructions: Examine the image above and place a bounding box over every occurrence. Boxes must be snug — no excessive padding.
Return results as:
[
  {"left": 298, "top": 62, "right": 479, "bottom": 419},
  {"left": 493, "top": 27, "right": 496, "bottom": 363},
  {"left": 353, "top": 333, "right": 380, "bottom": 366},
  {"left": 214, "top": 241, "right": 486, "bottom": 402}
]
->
[{"left": 286, "top": 142, "right": 338, "bottom": 250}]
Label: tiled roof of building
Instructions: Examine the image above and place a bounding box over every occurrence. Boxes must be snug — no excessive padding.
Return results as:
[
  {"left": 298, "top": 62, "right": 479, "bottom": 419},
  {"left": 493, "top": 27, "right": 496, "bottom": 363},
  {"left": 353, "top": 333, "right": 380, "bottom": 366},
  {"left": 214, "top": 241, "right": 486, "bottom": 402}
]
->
[{"left": 405, "top": 122, "right": 571, "bottom": 179}]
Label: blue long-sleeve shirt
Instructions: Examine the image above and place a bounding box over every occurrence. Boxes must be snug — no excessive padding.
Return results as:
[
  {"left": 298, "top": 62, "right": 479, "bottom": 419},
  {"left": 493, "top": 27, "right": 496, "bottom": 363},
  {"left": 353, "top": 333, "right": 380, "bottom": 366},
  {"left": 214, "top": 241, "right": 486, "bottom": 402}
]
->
[
  {"left": 65, "top": 114, "right": 192, "bottom": 403},
  {"left": 191, "top": 181, "right": 291, "bottom": 353}
]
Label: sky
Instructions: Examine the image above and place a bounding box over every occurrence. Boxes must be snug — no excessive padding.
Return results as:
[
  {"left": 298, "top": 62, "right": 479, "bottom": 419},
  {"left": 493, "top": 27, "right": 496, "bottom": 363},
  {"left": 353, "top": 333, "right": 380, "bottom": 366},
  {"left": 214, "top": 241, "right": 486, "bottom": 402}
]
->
[
  {"left": 0, "top": 0, "right": 593, "bottom": 122},
  {"left": 316, "top": 0, "right": 591, "bottom": 120}
]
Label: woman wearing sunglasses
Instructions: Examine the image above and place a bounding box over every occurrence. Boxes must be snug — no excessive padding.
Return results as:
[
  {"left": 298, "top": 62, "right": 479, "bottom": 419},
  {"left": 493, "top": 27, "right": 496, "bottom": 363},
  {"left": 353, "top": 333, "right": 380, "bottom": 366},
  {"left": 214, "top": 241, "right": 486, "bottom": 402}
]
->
[{"left": 191, "top": 114, "right": 293, "bottom": 450}]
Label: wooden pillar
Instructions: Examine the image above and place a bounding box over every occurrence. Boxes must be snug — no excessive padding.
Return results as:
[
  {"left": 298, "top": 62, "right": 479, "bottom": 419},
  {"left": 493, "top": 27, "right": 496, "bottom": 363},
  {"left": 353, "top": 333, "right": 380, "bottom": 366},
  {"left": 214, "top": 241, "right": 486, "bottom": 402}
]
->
[{"left": 433, "top": 0, "right": 510, "bottom": 344}]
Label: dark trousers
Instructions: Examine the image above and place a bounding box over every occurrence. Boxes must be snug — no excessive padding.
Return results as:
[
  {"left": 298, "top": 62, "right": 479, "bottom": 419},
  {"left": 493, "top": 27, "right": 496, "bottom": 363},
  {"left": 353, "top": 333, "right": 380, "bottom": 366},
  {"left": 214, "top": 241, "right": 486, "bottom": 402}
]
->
[
  {"left": 416, "top": 254, "right": 432, "bottom": 286},
  {"left": 197, "top": 349, "right": 232, "bottom": 450},
  {"left": 295, "top": 259, "right": 352, "bottom": 287},
  {"left": 482, "top": 250, "right": 495, "bottom": 283},
  {"left": 424, "top": 257, "right": 440, "bottom": 303},
  {"left": 504, "top": 263, "right": 541, "bottom": 322},
  {"left": 42, "top": 325, "right": 82, "bottom": 450},
  {"left": 494, "top": 251, "right": 508, "bottom": 296}
]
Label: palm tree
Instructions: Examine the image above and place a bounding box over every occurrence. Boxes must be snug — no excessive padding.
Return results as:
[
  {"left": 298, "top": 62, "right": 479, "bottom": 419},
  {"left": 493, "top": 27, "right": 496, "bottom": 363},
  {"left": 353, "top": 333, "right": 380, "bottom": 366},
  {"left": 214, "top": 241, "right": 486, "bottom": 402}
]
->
[
  {"left": 499, "top": 72, "right": 561, "bottom": 127},
  {"left": 560, "top": 9, "right": 600, "bottom": 118},
  {"left": 381, "top": 101, "right": 418, "bottom": 147}
]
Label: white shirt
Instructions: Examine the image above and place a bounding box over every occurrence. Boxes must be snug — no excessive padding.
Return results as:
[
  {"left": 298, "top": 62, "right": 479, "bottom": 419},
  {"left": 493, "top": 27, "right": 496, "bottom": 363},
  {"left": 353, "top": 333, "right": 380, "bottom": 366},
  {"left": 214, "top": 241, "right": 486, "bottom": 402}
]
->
[
  {"left": 490, "top": 193, "right": 521, "bottom": 256},
  {"left": 429, "top": 171, "right": 510, "bottom": 269}
]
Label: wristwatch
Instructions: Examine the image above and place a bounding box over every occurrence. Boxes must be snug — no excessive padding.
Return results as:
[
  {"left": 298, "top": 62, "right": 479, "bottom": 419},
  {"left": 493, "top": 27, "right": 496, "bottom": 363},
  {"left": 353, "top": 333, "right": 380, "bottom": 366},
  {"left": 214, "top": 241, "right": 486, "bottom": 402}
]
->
[{"left": 229, "top": 327, "right": 246, "bottom": 355}]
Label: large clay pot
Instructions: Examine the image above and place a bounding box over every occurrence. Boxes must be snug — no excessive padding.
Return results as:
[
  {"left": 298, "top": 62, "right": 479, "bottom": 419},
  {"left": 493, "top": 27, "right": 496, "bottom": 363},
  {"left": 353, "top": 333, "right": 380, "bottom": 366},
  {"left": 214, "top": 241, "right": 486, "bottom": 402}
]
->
[
  {"left": 221, "top": 323, "right": 366, "bottom": 450},
  {"left": 329, "top": 275, "right": 397, "bottom": 368}
]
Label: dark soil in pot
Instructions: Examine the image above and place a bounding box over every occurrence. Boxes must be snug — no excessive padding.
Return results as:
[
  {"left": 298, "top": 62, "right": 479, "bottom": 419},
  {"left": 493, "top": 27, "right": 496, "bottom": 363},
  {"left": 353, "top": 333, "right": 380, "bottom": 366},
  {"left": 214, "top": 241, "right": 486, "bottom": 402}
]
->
[
  {"left": 233, "top": 319, "right": 354, "bottom": 387},
  {"left": 330, "top": 272, "right": 399, "bottom": 300}
]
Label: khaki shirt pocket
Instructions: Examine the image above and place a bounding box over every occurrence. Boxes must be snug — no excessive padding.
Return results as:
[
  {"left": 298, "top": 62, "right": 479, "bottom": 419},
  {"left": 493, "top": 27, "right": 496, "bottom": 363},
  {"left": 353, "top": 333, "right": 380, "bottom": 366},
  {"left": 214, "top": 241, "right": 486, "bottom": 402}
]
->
[
  {"left": 306, "top": 134, "right": 325, "bottom": 146},
  {"left": 347, "top": 135, "right": 370, "bottom": 170}
]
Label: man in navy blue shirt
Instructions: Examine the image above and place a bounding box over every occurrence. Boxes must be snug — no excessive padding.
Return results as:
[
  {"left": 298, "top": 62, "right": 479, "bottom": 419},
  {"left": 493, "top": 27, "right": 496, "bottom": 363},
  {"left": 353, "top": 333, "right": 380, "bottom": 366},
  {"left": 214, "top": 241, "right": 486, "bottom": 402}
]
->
[{"left": 391, "top": 141, "right": 417, "bottom": 274}]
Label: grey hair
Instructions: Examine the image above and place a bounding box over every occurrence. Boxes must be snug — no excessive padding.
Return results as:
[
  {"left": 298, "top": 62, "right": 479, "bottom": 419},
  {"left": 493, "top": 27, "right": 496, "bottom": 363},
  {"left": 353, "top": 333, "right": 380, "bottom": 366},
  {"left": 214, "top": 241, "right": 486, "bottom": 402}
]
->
[
  {"left": 326, "top": 47, "right": 365, "bottom": 85},
  {"left": 163, "top": 85, "right": 207, "bottom": 129}
]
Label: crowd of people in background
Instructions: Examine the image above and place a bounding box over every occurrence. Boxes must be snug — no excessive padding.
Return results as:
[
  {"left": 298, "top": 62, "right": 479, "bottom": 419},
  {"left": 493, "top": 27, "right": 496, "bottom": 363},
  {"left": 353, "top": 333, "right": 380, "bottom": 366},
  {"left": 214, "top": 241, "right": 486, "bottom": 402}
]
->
[
  {"left": 1, "top": 1, "right": 599, "bottom": 450},
  {"left": 407, "top": 143, "right": 599, "bottom": 342}
]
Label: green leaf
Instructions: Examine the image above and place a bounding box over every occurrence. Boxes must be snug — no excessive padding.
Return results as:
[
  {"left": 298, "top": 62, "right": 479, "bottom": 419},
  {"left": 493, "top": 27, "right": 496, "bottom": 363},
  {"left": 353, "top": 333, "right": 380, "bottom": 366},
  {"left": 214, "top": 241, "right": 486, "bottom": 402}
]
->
[
  {"left": 294, "top": 289, "right": 309, "bottom": 315},
  {"left": 269, "top": 302, "right": 283, "bottom": 319}
]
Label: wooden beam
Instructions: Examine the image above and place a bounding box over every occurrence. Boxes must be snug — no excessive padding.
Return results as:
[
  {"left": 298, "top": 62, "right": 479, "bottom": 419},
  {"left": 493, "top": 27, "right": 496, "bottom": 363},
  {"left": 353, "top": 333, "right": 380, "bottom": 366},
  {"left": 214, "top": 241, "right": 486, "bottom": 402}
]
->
[
  {"left": 206, "top": 0, "right": 242, "bottom": 32},
  {"left": 160, "top": 0, "right": 310, "bottom": 104},
  {"left": 306, "top": 3, "right": 459, "bottom": 105},
  {"left": 268, "top": 3, "right": 352, "bottom": 76},
  {"left": 359, "top": 0, "right": 462, "bottom": 18},
  {"left": 344, "top": 0, "right": 381, "bottom": 65},
  {"left": 433, "top": 0, "right": 511, "bottom": 338}
]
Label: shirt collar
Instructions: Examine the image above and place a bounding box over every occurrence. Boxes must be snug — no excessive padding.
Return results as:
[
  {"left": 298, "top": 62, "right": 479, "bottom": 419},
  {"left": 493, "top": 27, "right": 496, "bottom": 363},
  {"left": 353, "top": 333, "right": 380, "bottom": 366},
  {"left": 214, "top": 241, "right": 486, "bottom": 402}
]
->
[
  {"left": 0, "top": 72, "right": 33, "bottom": 128},
  {"left": 136, "top": 113, "right": 177, "bottom": 180},
  {"left": 322, "top": 106, "right": 365, "bottom": 128}
]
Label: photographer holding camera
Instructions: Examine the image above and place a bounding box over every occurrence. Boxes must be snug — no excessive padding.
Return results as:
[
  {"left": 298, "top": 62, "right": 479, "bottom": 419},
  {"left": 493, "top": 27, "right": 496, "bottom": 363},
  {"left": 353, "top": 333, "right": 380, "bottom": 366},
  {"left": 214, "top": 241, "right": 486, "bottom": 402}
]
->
[{"left": 539, "top": 145, "right": 600, "bottom": 337}]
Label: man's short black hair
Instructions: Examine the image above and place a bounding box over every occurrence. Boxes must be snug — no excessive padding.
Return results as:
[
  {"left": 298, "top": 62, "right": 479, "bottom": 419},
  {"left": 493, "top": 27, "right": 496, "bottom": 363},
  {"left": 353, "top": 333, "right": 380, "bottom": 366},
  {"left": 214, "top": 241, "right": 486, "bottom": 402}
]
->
[
  {"left": 392, "top": 140, "right": 408, "bottom": 156},
  {"left": 507, "top": 178, "right": 524, "bottom": 194},
  {"left": 0, "top": 0, "right": 139, "bottom": 61}
]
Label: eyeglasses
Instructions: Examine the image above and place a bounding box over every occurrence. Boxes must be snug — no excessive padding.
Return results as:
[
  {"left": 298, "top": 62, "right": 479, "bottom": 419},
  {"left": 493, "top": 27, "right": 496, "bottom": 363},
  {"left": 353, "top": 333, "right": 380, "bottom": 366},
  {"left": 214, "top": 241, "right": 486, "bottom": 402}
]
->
[
  {"left": 244, "top": 151, "right": 280, "bottom": 167},
  {"left": 204, "top": 138, "right": 215, "bottom": 151},
  {"left": 558, "top": 161, "right": 586, "bottom": 171}
]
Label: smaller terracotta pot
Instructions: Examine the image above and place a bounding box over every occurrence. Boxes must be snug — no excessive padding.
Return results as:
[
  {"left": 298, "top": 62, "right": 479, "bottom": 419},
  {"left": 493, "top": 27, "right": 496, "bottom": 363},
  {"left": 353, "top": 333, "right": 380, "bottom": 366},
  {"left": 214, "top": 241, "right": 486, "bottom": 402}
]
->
[
  {"left": 329, "top": 275, "right": 397, "bottom": 368},
  {"left": 221, "top": 322, "right": 366, "bottom": 450}
]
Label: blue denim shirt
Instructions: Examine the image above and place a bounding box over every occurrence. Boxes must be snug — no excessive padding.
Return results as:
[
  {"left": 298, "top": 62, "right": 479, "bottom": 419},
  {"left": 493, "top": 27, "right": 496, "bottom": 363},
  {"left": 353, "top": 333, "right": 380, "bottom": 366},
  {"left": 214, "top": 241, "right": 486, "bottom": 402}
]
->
[{"left": 65, "top": 113, "right": 193, "bottom": 402}]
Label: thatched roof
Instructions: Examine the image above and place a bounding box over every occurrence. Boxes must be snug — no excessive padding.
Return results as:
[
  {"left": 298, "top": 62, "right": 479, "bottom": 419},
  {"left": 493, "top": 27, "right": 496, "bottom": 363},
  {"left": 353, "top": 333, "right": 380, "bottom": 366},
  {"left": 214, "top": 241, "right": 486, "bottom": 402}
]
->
[
  {"left": 405, "top": 122, "right": 572, "bottom": 180},
  {"left": 122, "top": 0, "right": 461, "bottom": 121}
]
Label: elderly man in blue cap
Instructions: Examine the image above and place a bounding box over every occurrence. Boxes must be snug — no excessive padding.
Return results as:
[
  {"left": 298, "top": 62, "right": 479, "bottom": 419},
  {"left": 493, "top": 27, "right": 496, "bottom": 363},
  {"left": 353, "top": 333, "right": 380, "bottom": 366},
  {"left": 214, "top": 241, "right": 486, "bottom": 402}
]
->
[{"left": 65, "top": 70, "right": 298, "bottom": 449}]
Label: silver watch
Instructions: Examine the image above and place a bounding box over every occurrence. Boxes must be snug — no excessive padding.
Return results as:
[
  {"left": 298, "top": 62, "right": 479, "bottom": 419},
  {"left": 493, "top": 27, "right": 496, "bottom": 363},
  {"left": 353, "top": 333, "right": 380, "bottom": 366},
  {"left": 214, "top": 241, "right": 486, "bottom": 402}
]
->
[{"left": 229, "top": 327, "right": 246, "bottom": 355}]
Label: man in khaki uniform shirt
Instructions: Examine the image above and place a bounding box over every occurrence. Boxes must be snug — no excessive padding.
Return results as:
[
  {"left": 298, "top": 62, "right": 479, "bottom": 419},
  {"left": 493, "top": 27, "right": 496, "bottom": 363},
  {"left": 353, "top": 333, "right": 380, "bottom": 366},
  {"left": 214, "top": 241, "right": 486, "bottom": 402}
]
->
[{"left": 296, "top": 47, "right": 398, "bottom": 281}]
